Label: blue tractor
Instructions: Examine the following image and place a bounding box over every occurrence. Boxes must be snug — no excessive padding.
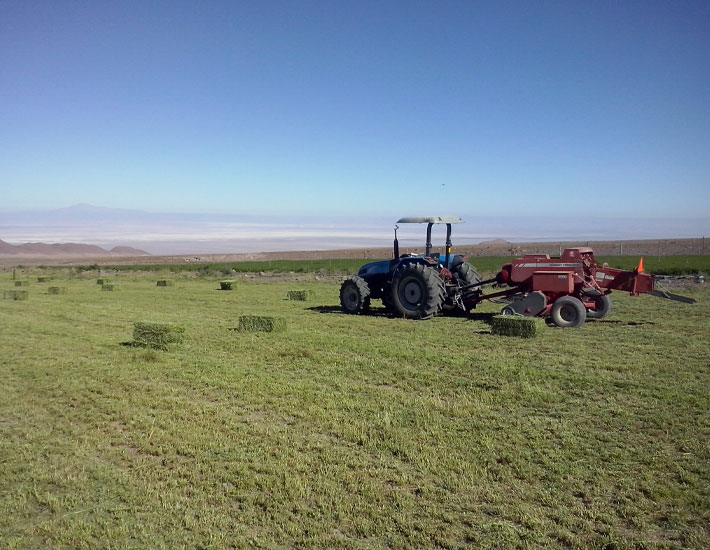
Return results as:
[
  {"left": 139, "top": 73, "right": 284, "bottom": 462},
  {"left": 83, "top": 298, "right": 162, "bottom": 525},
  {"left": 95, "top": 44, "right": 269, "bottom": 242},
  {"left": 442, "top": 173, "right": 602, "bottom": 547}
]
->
[{"left": 340, "top": 216, "right": 483, "bottom": 319}]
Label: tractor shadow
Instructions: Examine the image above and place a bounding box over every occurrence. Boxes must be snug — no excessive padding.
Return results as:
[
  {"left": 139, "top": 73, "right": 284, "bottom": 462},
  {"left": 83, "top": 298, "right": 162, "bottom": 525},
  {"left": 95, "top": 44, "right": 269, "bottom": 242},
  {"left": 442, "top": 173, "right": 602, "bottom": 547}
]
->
[
  {"left": 464, "top": 312, "right": 498, "bottom": 334},
  {"left": 309, "top": 308, "right": 514, "bottom": 328},
  {"left": 593, "top": 319, "right": 657, "bottom": 326},
  {"left": 465, "top": 312, "right": 497, "bottom": 324},
  {"left": 307, "top": 305, "right": 392, "bottom": 317}
]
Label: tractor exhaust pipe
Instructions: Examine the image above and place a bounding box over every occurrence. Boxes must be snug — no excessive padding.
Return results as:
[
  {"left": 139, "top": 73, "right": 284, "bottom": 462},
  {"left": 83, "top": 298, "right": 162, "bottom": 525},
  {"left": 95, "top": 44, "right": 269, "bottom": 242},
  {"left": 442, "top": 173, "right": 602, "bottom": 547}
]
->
[{"left": 393, "top": 225, "right": 400, "bottom": 259}]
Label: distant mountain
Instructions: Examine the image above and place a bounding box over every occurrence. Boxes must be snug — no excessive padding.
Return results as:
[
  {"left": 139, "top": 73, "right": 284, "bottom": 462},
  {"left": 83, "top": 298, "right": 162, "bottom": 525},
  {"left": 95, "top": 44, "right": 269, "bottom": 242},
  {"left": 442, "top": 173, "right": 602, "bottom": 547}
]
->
[
  {"left": 0, "top": 239, "right": 150, "bottom": 257},
  {"left": 109, "top": 246, "right": 152, "bottom": 255},
  {"left": 479, "top": 239, "right": 511, "bottom": 245}
]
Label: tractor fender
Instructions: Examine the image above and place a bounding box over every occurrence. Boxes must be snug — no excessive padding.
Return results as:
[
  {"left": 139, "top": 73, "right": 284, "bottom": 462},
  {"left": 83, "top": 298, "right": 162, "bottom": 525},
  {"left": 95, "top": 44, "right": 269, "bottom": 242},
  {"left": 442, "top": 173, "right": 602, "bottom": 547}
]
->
[{"left": 390, "top": 257, "right": 437, "bottom": 279}]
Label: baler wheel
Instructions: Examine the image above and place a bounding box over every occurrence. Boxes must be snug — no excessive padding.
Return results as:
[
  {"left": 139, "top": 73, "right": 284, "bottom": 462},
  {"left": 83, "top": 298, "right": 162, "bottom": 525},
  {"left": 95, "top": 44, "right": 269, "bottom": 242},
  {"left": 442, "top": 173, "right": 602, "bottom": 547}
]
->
[
  {"left": 586, "top": 294, "right": 612, "bottom": 320},
  {"left": 551, "top": 296, "right": 587, "bottom": 328},
  {"left": 391, "top": 264, "right": 445, "bottom": 319},
  {"left": 340, "top": 276, "right": 371, "bottom": 314}
]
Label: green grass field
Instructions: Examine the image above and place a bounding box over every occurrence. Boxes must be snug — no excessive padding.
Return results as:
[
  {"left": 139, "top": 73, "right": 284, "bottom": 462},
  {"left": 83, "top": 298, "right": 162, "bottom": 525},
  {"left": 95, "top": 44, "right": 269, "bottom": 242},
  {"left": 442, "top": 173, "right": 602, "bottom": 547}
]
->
[
  {"left": 1, "top": 269, "right": 708, "bottom": 549},
  {"left": 50, "top": 254, "right": 710, "bottom": 278}
]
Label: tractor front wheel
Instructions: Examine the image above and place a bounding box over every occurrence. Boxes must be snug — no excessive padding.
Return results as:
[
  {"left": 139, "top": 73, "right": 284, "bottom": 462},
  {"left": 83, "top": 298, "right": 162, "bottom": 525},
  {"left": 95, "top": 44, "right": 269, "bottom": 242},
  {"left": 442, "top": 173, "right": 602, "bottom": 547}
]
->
[
  {"left": 585, "top": 294, "right": 612, "bottom": 320},
  {"left": 381, "top": 288, "right": 395, "bottom": 312},
  {"left": 454, "top": 261, "right": 482, "bottom": 288},
  {"left": 340, "top": 276, "right": 371, "bottom": 314},
  {"left": 391, "top": 264, "right": 445, "bottom": 319},
  {"left": 550, "top": 296, "right": 587, "bottom": 328}
]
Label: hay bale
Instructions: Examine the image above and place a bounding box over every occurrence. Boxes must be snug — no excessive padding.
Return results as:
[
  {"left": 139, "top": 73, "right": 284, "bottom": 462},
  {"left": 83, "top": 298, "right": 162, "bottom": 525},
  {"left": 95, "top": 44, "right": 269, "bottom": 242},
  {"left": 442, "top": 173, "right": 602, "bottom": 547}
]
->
[
  {"left": 37, "top": 276, "right": 52, "bottom": 283},
  {"left": 102, "top": 283, "right": 120, "bottom": 291},
  {"left": 97, "top": 278, "right": 109, "bottom": 285},
  {"left": 237, "top": 315, "right": 286, "bottom": 333},
  {"left": 133, "top": 321, "right": 185, "bottom": 350},
  {"left": 491, "top": 315, "right": 545, "bottom": 338},
  {"left": 14, "top": 280, "right": 29, "bottom": 287},
  {"left": 48, "top": 286, "right": 67, "bottom": 295},
  {"left": 287, "top": 290, "right": 309, "bottom": 301},
  {"left": 220, "top": 280, "right": 236, "bottom": 290},
  {"left": 3, "top": 289, "right": 28, "bottom": 300},
  {"left": 156, "top": 279, "right": 174, "bottom": 287}
]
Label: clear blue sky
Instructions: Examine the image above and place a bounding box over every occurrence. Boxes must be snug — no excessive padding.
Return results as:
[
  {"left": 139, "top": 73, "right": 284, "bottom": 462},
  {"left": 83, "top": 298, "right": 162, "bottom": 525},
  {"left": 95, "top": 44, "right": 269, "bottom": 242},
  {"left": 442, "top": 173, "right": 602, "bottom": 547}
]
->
[{"left": 1, "top": 1, "right": 709, "bottom": 221}]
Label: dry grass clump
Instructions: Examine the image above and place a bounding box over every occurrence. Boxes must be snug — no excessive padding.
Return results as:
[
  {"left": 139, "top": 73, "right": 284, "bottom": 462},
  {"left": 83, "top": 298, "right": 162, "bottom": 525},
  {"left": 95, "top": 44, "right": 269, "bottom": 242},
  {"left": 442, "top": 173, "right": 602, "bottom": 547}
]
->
[
  {"left": 287, "top": 290, "right": 309, "bottom": 301},
  {"left": 37, "top": 276, "right": 52, "bottom": 283},
  {"left": 219, "top": 280, "right": 236, "bottom": 290},
  {"left": 102, "top": 283, "right": 120, "bottom": 291},
  {"left": 48, "top": 287, "right": 68, "bottom": 295},
  {"left": 156, "top": 279, "right": 174, "bottom": 287},
  {"left": 3, "top": 290, "right": 28, "bottom": 300},
  {"left": 97, "top": 278, "right": 109, "bottom": 285},
  {"left": 14, "top": 280, "right": 29, "bottom": 287},
  {"left": 491, "top": 315, "right": 545, "bottom": 338},
  {"left": 237, "top": 315, "right": 286, "bottom": 333},
  {"left": 132, "top": 321, "right": 185, "bottom": 350}
]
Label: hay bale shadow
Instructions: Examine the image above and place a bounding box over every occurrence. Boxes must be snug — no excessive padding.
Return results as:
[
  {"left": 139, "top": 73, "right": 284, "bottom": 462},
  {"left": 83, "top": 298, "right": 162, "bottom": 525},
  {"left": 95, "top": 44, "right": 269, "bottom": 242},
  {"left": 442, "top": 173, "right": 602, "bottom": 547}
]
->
[{"left": 120, "top": 341, "right": 141, "bottom": 348}]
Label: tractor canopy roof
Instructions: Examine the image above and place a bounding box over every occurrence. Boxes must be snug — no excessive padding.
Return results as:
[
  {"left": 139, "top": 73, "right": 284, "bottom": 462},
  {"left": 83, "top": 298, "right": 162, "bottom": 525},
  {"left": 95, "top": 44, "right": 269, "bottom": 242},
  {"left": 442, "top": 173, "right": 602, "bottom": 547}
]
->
[{"left": 396, "top": 216, "right": 463, "bottom": 224}]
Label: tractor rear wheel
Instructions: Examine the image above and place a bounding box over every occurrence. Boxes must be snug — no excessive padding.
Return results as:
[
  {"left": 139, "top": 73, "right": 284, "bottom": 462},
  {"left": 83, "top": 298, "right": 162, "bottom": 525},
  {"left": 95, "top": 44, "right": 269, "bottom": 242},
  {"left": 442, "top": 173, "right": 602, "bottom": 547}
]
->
[
  {"left": 442, "top": 260, "right": 482, "bottom": 314},
  {"left": 340, "top": 276, "right": 371, "bottom": 314},
  {"left": 391, "top": 264, "right": 445, "bottom": 319},
  {"left": 550, "top": 296, "right": 586, "bottom": 328},
  {"left": 585, "top": 294, "right": 612, "bottom": 320}
]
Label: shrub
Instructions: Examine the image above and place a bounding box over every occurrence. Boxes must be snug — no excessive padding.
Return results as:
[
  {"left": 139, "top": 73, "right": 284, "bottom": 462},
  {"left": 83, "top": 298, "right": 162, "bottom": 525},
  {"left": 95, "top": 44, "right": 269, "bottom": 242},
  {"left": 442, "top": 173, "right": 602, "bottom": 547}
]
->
[
  {"left": 102, "top": 283, "right": 120, "bottom": 291},
  {"left": 491, "top": 315, "right": 545, "bottom": 338},
  {"left": 237, "top": 316, "right": 286, "bottom": 333},
  {"left": 97, "top": 278, "right": 109, "bottom": 285},
  {"left": 37, "top": 276, "right": 52, "bottom": 283},
  {"left": 14, "top": 280, "right": 29, "bottom": 287},
  {"left": 220, "top": 280, "right": 236, "bottom": 290},
  {"left": 157, "top": 279, "right": 174, "bottom": 287}
]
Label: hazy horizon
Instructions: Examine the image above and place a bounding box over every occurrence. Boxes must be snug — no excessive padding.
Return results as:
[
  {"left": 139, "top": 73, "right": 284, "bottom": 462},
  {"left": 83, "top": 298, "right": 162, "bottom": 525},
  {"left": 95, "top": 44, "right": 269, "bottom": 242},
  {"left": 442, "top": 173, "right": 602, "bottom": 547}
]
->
[{"left": 2, "top": 204, "right": 708, "bottom": 255}]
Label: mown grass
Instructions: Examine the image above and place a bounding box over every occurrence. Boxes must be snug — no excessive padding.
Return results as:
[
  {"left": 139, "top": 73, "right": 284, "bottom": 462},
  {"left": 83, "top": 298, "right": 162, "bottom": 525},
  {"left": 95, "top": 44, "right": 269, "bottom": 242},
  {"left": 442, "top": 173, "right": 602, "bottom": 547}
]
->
[{"left": 0, "top": 271, "right": 708, "bottom": 549}]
